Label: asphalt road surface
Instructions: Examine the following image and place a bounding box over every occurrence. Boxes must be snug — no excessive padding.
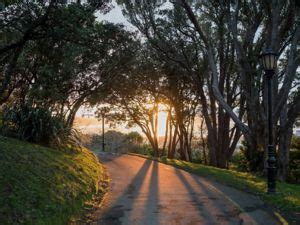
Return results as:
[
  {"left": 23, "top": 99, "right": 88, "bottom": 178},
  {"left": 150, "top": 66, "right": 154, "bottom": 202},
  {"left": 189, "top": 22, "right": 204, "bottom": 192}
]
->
[{"left": 93, "top": 153, "right": 280, "bottom": 225}]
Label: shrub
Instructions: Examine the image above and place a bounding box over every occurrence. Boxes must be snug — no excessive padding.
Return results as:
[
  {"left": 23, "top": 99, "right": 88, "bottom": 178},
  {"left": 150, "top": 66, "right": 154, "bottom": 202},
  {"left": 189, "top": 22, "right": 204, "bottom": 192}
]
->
[
  {"left": 288, "top": 136, "right": 300, "bottom": 183},
  {"left": 291, "top": 135, "right": 300, "bottom": 149},
  {"left": 191, "top": 149, "right": 203, "bottom": 163},
  {"left": 231, "top": 150, "right": 249, "bottom": 172},
  {"left": 231, "top": 140, "right": 265, "bottom": 172},
  {"left": 137, "top": 144, "right": 154, "bottom": 156},
  {"left": 0, "top": 104, "right": 80, "bottom": 148}
]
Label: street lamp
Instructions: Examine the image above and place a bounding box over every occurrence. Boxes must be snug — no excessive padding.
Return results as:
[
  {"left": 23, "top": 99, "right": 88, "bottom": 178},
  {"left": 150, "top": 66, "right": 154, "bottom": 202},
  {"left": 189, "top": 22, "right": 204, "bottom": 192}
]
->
[
  {"left": 102, "top": 114, "right": 105, "bottom": 152},
  {"left": 260, "top": 50, "right": 277, "bottom": 194},
  {"left": 99, "top": 108, "right": 108, "bottom": 152},
  {"left": 98, "top": 107, "right": 110, "bottom": 152}
]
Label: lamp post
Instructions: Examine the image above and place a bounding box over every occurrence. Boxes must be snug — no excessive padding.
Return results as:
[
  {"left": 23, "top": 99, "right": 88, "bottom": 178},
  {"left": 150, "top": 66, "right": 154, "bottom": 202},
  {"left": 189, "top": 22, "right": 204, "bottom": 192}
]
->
[
  {"left": 99, "top": 107, "right": 109, "bottom": 152},
  {"left": 260, "top": 50, "right": 277, "bottom": 194},
  {"left": 102, "top": 114, "right": 105, "bottom": 152}
]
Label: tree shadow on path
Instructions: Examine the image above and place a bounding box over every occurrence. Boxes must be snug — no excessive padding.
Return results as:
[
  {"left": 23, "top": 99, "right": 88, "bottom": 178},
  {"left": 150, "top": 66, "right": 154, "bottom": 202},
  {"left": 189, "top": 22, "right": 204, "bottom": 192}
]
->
[
  {"left": 97, "top": 159, "right": 152, "bottom": 225},
  {"left": 174, "top": 168, "right": 242, "bottom": 224},
  {"left": 140, "top": 160, "right": 159, "bottom": 225}
]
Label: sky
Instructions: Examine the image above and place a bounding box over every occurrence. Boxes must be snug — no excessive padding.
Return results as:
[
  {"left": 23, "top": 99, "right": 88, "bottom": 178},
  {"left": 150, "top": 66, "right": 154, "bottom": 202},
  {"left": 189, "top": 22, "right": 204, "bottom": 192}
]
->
[
  {"left": 95, "top": 0, "right": 134, "bottom": 29},
  {"left": 74, "top": 110, "right": 168, "bottom": 137}
]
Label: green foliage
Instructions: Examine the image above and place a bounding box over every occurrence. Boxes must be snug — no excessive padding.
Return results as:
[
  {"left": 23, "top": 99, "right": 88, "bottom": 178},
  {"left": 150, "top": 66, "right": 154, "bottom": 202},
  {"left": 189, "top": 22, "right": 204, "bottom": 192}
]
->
[
  {"left": 134, "top": 144, "right": 153, "bottom": 155},
  {"left": 0, "top": 0, "right": 22, "bottom": 10},
  {"left": 231, "top": 149, "right": 250, "bottom": 172},
  {"left": 235, "top": 140, "right": 265, "bottom": 172},
  {"left": 126, "top": 144, "right": 155, "bottom": 156},
  {"left": 124, "top": 132, "right": 144, "bottom": 153},
  {"left": 288, "top": 136, "right": 300, "bottom": 183},
  {"left": 191, "top": 150, "right": 204, "bottom": 164},
  {"left": 125, "top": 131, "right": 143, "bottom": 146},
  {"left": 1, "top": 2, "right": 136, "bottom": 129},
  {"left": 291, "top": 136, "right": 300, "bottom": 149},
  {"left": 232, "top": 137, "right": 300, "bottom": 183},
  {"left": 0, "top": 104, "right": 80, "bottom": 148},
  {"left": 0, "top": 136, "right": 105, "bottom": 225}
]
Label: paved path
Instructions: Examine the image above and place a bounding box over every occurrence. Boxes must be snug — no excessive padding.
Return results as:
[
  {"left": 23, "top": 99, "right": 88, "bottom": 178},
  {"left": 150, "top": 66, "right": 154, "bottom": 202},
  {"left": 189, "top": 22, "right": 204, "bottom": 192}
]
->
[{"left": 93, "top": 153, "right": 280, "bottom": 225}]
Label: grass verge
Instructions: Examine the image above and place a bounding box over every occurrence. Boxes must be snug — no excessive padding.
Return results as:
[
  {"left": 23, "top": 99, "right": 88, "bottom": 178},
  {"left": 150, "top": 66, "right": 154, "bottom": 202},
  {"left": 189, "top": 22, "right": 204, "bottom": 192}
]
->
[
  {"left": 0, "top": 136, "right": 107, "bottom": 225},
  {"left": 129, "top": 153, "right": 300, "bottom": 224}
]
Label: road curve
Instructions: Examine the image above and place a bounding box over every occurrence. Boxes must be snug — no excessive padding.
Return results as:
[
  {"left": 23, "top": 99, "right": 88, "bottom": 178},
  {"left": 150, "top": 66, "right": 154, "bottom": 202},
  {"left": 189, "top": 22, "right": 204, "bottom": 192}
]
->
[{"left": 93, "top": 153, "right": 280, "bottom": 225}]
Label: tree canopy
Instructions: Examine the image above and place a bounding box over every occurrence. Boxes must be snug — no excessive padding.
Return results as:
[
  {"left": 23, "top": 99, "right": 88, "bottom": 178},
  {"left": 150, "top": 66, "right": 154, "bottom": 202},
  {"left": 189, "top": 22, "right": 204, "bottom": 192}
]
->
[{"left": 0, "top": 0, "right": 299, "bottom": 181}]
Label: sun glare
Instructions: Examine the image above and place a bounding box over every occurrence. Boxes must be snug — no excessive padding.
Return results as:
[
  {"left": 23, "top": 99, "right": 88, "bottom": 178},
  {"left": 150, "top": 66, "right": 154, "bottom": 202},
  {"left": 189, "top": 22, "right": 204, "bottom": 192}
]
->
[{"left": 157, "top": 104, "right": 168, "bottom": 137}]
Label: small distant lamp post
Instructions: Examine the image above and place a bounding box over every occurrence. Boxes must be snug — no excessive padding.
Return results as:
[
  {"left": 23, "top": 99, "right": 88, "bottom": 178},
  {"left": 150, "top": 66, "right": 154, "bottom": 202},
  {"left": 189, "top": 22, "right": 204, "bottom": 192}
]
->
[
  {"left": 99, "top": 108, "right": 108, "bottom": 153},
  {"left": 260, "top": 50, "right": 277, "bottom": 194},
  {"left": 102, "top": 114, "right": 105, "bottom": 152}
]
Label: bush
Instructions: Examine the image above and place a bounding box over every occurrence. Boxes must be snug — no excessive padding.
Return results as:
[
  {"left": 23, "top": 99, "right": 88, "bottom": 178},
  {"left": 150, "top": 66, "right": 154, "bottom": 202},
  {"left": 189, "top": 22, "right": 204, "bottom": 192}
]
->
[
  {"left": 191, "top": 149, "right": 207, "bottom": 164},
  {"left": 291, "top": 135, "right": 300, "bottom": 149},
  {"left": 231, "top": 137, "right": 300, "bottom": 183},
  {"left": 0, "top": 104, "right": 80, "bottom": 148},
  {"left": 231, "top": 150, "right": 249, "bottom": 172},
  {"left": 288, "top": 136, "right": 300, "bottom": 183},
  {"left": 230, "top": 141, "right": 254, "bottom": 172},
  {"left": 138, "top": 144, "right": 154, "bottom": 156},
  {"left": 231, "top": 140, "right": 264, "bottom": 172}
]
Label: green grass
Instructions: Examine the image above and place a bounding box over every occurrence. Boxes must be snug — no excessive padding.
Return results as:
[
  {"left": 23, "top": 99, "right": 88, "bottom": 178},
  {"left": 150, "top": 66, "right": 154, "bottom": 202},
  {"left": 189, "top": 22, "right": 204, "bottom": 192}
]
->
[
  {"left": 0, "top": 136, "right": 106, "bottom": 225},
  {"left": 130, "top": 153, "right": 300, "bottom": 215}
]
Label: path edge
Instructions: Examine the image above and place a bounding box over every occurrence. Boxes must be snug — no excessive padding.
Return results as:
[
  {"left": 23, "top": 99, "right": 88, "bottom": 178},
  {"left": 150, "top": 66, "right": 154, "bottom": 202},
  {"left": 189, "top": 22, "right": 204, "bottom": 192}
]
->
[{"left": 127, "top": 153, "right": 289, "bottom": 225}]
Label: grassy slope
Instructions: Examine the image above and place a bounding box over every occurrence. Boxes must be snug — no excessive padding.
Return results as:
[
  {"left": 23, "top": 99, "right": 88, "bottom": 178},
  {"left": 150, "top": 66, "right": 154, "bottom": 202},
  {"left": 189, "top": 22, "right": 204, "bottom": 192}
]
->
[
  {"left": 130, "top": 153, "right": 300, "bottom": 223},
  {"left": 0, "top": 136, "right": 106, "bottom": 225}
]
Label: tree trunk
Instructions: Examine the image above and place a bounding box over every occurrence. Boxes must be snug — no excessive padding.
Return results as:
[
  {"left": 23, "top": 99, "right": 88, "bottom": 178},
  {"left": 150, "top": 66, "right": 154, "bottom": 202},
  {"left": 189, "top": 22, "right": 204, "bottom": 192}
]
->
[
  {"left": 161, "top": 110, "right": 170, "bottom": 156},
  {"left": 278, "top": 105, "right": 293, "bottom": 181},
  {"left": 200, "top": 119, "right": 208, "bottom": 164},
  {"left": 168, "top": 123, "right": 178, "bottom": 158}
]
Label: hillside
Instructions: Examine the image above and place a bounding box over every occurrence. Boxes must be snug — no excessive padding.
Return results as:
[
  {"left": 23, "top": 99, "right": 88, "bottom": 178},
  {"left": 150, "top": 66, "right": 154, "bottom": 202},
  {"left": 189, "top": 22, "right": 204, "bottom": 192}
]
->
[{"left": 0, "top": 136, "right": 106, "bottom": 225}]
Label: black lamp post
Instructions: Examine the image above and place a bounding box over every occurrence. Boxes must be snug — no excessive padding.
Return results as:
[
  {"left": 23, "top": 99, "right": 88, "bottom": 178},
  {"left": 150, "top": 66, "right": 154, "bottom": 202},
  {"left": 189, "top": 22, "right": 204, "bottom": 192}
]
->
[
  {"left": 99, "top": 107, "right": 109, "bottom": 152},
  {"left": 102, "top": 114, "right": 105, "bottom": 152},
  {"left": 260, "top": 50, "right": 277, "bottom": 194},
  {"left": 99, "top": 108, "right": 107, "bottom": 152}
]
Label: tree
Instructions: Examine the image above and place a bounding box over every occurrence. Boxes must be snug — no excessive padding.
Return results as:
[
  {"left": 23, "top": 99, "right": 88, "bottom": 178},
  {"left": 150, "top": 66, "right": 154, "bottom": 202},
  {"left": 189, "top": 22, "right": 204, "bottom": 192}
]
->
[
  {"left": 0, "top": 0, "right": 110, "bottom": 104},
  {"left": 115, "top": 0, "right": 300, "bottom": 173},
  {"left": 117, "top": 0, "right": 242, "bottom": 167},
  {"left": 176, "top": 0, "right": 300, "bottom": 175},
  {"left": 100, "top": 83, "right": 162, "bottom": 156},
  {"left": 1, "top": 2, "right": 136, "bottom": 130}
]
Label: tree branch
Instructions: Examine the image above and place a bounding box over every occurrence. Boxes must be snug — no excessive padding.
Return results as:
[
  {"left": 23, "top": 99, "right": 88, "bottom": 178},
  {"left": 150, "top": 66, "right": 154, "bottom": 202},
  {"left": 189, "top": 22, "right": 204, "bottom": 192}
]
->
[{"left": 179, "top": 0, "right": 250, "bottom": 136}]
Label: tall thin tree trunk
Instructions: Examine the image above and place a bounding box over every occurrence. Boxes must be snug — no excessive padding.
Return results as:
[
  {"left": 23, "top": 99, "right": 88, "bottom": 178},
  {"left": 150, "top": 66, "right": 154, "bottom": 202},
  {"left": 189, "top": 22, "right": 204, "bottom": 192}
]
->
[
  {"left": 200, "top": 119, "right": 207, "bottom": 164},
  {"left": 167, "top": 114, "right": 173, "bottom": 158},
  {"left": 168, "top": 123, "right": 178, "bottom": 158},
  {"left": 162, "top": 110, "right": 170, "bottom": 156},
  {"left": 278, "top": 105, "right": 292, "bottom": 181}
]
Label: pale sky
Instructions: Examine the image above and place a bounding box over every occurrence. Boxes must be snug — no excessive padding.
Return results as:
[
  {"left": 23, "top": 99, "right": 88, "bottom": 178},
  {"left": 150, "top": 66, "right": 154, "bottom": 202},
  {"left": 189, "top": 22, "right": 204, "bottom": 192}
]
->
[{"left": 95, "top": 0, "right": 135, "bottom": 29}]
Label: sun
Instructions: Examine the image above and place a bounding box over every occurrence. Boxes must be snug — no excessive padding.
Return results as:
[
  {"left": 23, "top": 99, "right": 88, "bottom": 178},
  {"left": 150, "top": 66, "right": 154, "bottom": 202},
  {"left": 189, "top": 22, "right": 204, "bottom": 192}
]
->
[{"left": 157, "top": 104, "right": 168, "bottom": 137}]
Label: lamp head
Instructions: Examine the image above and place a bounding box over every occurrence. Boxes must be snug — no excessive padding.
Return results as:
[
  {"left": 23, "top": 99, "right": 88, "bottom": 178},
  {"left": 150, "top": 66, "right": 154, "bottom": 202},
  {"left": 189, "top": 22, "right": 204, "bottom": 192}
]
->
[{"left": 260, "top": 50, "right": 277, "bottom": 71}]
